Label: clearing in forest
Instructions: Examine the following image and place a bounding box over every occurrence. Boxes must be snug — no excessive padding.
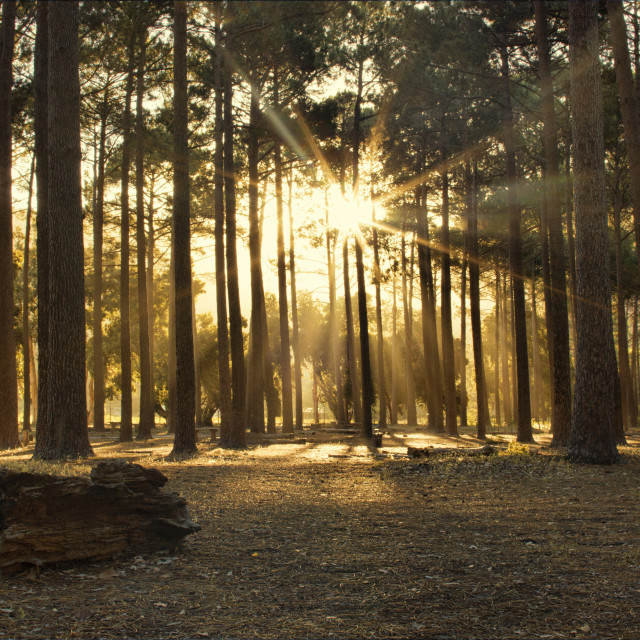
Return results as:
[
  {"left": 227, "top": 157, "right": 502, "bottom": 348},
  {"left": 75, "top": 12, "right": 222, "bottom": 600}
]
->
[{"left": 0, "top": 427, "right": 639, "bottom": 639}]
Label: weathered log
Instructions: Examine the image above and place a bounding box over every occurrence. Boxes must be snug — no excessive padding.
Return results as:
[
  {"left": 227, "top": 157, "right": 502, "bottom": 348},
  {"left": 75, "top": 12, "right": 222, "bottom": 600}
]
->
[
  {"left": 407, "top": 445, "right": 498, "bottom": 458},
  {"left": 0, "top": 459, "right": 200, "bottom": 575}
]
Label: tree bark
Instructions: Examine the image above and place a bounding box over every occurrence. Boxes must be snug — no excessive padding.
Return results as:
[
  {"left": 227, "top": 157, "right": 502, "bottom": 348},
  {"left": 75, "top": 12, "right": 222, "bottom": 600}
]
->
[
  {"left": 402, "top": 233, "right": 417, "bottom": 426},
  {"left": 118, "top": 30, "right": 136, "bottom": 444},
  {"left": 92, "top": 90, "right": 108, "bottom": 434},
  {"left": 494, "top": 268, "right": 501, "bottom": 426},
  {"left": 171, "top": 0, "right": 196, "bottom": 455},
  {"left": 567, "top": 0, "right": 619, "bottom": 464},
  {"left": 417, "top": 179, "right": 443, "bottom": 431},
  {"left": 500, "top": 272, "right": 513, "bottom": 424},
  {"left": 460, "top": 254, "right": 468, "bottom": 428},
  {"left": 440, "top": 123, "right": 457, "bottom": 436},
  {"left": 500, "top": 43, "right": 533, "bottom": 443},
  {"left": 213, "top": 7, "right": 232, "bottom": 447},
  {"left": 223, "top": 26, "right": 246, "bottom": 447},
  {"left": 43, "top": 0, "right": 92, "bottom": 458},
  {"left": 372, "top": 190, "right": 386, "bottom": 429},
  {"left": 0, "top": 0, "right": 18, "bottom": 449},
  {"left": 33, "top": 0, "right": 50, "bottom": 456},
  {"left": 391, "top": 270, "right": 398, "bottom": 425},
  {"left": 135, "top": 27, "right": 153, "bottom": 440},
  {"left": 288, "top": 170, "right": 303, "bottom": 431},
  {"left": 614, "top": 179, "right": 637, "bottom": 428},
  {"left": 273, "top": 67, "right": 293, "bottom": 435},
  {"left": 247, "top": 73, "right": 264, "bottom": 434},
  {"left": 326, "top": 200, "right": 345, "bottom": 424},
  {"left": 22, "top": 155, "right": 35, "bottom": 431},
  {"left": 469, "top": 161, "right": 489, "bottom": 438},
  {"left": 343, "top": 240, "right": 362, "bottom": 424},
  {"left": 535, "top": 0, "right": 572, "bottom": 446}
]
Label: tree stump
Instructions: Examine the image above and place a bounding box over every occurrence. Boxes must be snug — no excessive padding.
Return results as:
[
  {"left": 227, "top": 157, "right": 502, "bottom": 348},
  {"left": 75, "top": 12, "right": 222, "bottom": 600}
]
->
[{"left": 0, "top": 459, "right": 200, "bottom": 575}]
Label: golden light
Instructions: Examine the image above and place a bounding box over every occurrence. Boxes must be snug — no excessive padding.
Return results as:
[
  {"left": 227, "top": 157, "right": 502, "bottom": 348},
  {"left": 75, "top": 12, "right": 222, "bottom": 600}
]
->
[{"left": 327, "top": 186, "right": 371, "bottom": 237}]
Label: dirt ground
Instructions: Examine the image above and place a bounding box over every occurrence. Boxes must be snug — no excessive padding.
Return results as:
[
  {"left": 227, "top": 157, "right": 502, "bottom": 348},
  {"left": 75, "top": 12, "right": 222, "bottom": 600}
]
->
[{"left": 1, "top": 425, "right": 640, "bottom": 639}]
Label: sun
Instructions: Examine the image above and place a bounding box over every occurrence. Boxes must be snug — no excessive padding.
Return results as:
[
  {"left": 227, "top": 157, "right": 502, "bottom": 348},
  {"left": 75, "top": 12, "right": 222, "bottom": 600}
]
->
[{"left": 326, "top": 185, "right": 370, "bottom": 236}]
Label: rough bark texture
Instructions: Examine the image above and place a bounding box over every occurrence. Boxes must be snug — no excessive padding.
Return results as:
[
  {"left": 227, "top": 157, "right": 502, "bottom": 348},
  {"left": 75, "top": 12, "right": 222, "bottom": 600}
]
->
[
  {"left": 355, "top": 235, "right": 373, "bottom": 438},
  {"left": 615, "top": 189, "right": 637, "bottom": 429},
  {"left": 136, "top": 27, "right": 153, "bottom": 440},
  {"left": 213, "top": 10, "right": 232, "bottom": 447},
  {"left": 501, "top": 44, "right": 533, "bottom": 444},
  {"left": 119, "top": 31, "right": 136, "bottom": 444},
  {"left": 535, "top": 0, "right": 572, "bottom": 446},
  {"left": 0, "top": 460, "right": 200, "bottom": 576},
  {"left": 494, "top": 269, "right": 501, "bottom": 426},
  {"left": 43, "top": 1, "right": 92, "bottom": 459},
  {"left": 22, "top": 156, "right": 35, "bottom": 431},
  {"left": 567, "top": 0, "right": 619, "bottom": 464},
  {"left": 92, "top": 92, "right": 108, "bottom": 434},
  {"left": 372, "top": 197, "right": 387, "bottom": 429},
  {"left": 0, "top": 0, "right": 18, "bottom": 450},
  {"left": 223, "top": 29, "right": 246, "bottom": 447},
  {"left": 273, "top": 72, "right": 293, "bottom": 435},
  {"left": 401, "top": 234, "right": 417, "bottom": 426},
  {"left": 327, "top": 208, "right": 345, "bottom": 424},
  {"left": 171, "top": 0, "right": 196, "bottom": 455},
  {"left": 288, "top": 172, "right": 303, "bottom": 430},
  {"left": 469, "top": 162, "right": 489, "bottom": 438},
  {"left": 343, "top": 240, "right": 362, "bottom": 424},
  {"left": 247, "top": 76, "right": 264, "bottom": 434},
  {"left": 34, "top": 1, "right": 50, "bottom": 456},
  {"left": 417, "top": 182, "right": 443, "bottom": 432},
  {"left": 608, "top": 0, "right": 640, "bottom": 287}
]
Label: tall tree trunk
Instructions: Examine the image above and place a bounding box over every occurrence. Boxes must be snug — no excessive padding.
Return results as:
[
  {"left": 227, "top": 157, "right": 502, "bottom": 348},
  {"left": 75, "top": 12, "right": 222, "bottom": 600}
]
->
[
  {"left": 326, "top": 199, "right": 345, "bottom": 424},
  {"left": 535, "top": 0, "right": 572, "bottom": 445},
  {"left": 135, "top": 27, "right": 153, "bottom": 440},
  {"left": 192, "top": 281, "right": 202, "bottom": 428},
  {"left": 92, "top": 90, "right": 108, "bottom": 434},
  {"left": 247, "top": 73, "right": 264, "bottom": 434},
  {"left": 118, "top": 30, "right": 136, "bottom": 444},
  {"left": 417, "top": 179, "right": 443, "bottom": 431},
  {"left": 372, "top": 207, "right": 387, "bottom": 430},
  {"left": 223, "top": 27, "right": 245, "bottom": 447},
  {"left": 531, "top": 274, "right": 542, "bottom": 422},
  {"left": 608, "top": 0, "right": 640, "bottom": 285},
  {"left": 501, "top": 273, "right": 513, "bottom": 424},
  {"left": 567, "top": 0, "right": 618, "bottom": 464},
  {"left": 440, "top": 137, "right": 457, "bottom": 436},
  {"left": 460, "top": 255, "right": 468, "bottom": 428},
  {"left": 402, "top": 233, "right": 417, "bottom": 426},
  {"left": 632, "top": 298, "right": 639, "bottom": 404},
  {"left": 171, "top": 0, "right": 196, "bottom": 455},
  {"left": 352, "top": 57, "right": 373, "bottom": 439},
  {"left": 213, "top": 8, "right": 232, "bottom": 447},
  {"left": 167, "top": 236, "right": 177, "bottom": 434},
  {"left": 494, "top": 269, "right": 501, "bottom": 426},
  {"left": 22, "top": 155, "right": 35, "bottom": 431},
  {"left": 147, "top": 179, "right": 155, "bottom": 419},
  {"left": 469, "top": 161, "right": 489, "bottom": 438},
  {"left": 273, "top": 67, "right": 293, "bottom": 435},
  {"left": 34, "top": 1, "right": 50, "bottom": 456},
  {"left": 259, "top": 276, "right": 277, "bottom": 434},
  {"left": 614, "top": 180, "right": 637, "bottom": 428},
  {"left": 0, "top": 0, "right": 18, "bottom": 449},
  {"left": 501, "top": 43, "right": 533, "bottom": 443},
  {"left": 391, "top": 270, "right": 398, "bottom": 425},
  {"left": 44, "top": 0, "right": 92, "bottom": 458},
  {"left": 343, "top": 240, "right": 362, "bottom": 424},
  {"left": 564, "top": 143, "right": 578, "bottom": 352},
  {"left": 288, "top": 170, "right": 303, "bottom": 431}
]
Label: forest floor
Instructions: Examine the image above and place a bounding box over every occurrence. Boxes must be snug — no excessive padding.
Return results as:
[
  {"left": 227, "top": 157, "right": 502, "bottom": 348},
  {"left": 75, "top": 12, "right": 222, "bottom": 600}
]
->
[{"left": 1, "top": 425, "right": 640, "bottom": 639}]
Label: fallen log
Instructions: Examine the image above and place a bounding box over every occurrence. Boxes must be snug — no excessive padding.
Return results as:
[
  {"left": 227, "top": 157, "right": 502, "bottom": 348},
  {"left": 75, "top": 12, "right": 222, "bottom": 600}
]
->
[
  {"left": 407, "top": 444, "right": 498, "bottom": 458},
  {"left": 0, "top": 459, "right": 200, "bottom": 576}
]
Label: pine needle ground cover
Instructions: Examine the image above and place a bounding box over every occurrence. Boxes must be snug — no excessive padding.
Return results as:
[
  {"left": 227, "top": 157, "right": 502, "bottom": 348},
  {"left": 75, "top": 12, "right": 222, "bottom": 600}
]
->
[{"left": 1, "top": 429, "right": 639, "bottom": 639}]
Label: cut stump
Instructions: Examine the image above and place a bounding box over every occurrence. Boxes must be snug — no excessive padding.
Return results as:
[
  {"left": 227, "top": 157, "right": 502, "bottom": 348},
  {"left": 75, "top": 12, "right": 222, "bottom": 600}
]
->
[{"left": 0, "top": 459, "right": 200, "bottom": 575}]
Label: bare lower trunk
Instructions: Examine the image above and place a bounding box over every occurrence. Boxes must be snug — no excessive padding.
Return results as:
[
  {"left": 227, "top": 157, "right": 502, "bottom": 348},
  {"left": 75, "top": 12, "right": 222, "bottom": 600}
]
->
[{"left": 402, "top": 233, "right": 417, "bottom": 426}]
